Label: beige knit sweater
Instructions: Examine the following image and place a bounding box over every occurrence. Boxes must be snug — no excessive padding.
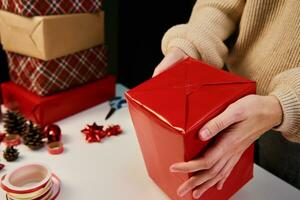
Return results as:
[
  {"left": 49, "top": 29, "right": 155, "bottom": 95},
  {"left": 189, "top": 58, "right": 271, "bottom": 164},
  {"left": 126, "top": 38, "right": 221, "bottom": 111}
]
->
[{"left": 162, "top": 0, "right": 300, "bottom": 142}]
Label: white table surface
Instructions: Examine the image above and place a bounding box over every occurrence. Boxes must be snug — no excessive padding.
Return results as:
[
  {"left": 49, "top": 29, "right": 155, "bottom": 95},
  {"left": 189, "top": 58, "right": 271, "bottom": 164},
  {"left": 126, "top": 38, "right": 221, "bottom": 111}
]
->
[{"left": 0, "top": 84, "right": 299, "bottom": 200}]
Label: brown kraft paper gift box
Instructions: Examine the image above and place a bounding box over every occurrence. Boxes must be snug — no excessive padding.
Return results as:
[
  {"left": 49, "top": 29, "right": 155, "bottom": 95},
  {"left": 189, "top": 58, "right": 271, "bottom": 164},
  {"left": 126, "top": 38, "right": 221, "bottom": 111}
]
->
[{"left": 0, "top": 10, "right": 104, "bottom": 60}]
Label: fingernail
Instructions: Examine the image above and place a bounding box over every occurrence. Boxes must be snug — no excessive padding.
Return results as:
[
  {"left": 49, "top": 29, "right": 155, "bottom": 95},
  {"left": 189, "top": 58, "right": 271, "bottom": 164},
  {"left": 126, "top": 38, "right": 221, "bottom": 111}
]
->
[
  {"left": 217, "top": 185, "right": 223, "bottom": 190},
  {"left": 199, "top": 129, "right": 210, "bottom": 141},
  {"left": 177, "top": 188, "right": 186, "bottom": 197},
  {"left": 169, "top": 165, "right": 177, "bottom": 172},
  {"left": 193, "top": 190, "right": 201, "bottom": 199},
  {"left": 177, "top": 190, "right": 183, "bottom": 197}
]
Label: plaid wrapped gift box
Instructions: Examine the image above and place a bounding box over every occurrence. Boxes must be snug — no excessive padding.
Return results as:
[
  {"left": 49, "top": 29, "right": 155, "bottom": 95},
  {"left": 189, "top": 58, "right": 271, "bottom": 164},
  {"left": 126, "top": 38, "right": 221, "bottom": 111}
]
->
[
  {"left": 8, "top": 45, "right": 108, "bottom": 96},
  {"left": 0, "top": 0, "right": 103, "bottom": 17}
]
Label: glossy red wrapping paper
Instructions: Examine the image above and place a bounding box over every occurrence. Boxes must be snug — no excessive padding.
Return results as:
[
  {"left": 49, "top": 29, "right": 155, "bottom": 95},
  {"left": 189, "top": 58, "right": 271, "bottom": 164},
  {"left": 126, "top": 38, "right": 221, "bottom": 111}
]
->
[
  {"left": 126, "top": 58, "right": 256, "bottom": 200},
  {"left": 1, "top": 76, "right": 115, "bottom": 126}
]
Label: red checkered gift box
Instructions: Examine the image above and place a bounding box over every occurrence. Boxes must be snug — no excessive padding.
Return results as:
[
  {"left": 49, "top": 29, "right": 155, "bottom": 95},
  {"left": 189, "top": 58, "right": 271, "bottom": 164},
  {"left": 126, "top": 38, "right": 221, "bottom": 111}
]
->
[
  {"left": 0, "top": 0, "right": 103, "bottom": 17},
  {"left": 8, "top": 45, "right": 108, "bottom": 96}
]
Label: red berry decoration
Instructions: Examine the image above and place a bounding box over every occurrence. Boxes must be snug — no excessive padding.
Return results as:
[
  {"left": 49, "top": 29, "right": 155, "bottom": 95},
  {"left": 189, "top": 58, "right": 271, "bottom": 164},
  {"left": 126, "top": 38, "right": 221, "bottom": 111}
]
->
[
  {"left": 43, "top": 124, "right": 62, "bottom": 143},
  {"left": 0, "top": 164, "right": 5, "bottom": 171}
]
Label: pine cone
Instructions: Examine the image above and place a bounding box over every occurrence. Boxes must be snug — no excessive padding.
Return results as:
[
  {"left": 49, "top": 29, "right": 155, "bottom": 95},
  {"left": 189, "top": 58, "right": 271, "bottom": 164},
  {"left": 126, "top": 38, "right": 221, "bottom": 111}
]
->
[
  {"left": 3, "top": 110, "right": 26, "bottom": 136},
  {"left": 3, "top": 146, "right": 19, "bottom": 162},
  {"left": 23, "top": 121, "right": 45, "bottom": 150}
]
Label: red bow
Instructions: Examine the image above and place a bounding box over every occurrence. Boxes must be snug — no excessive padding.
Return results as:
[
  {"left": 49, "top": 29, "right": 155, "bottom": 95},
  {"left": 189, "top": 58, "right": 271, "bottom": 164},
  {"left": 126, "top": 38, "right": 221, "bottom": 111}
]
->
[
  {"left": 81, "top": 123, "right": 106, "bottom": 143},
  {"left": 81, "top": 123, "right": 122, "bottom": 143},
  {"left": 106, "top": 125, "right": 123, "bottom": 136}
]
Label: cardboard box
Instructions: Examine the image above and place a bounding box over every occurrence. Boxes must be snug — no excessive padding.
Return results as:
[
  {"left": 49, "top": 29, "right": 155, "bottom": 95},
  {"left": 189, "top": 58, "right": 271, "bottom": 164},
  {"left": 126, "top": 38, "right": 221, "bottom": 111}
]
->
[
  {"left": 126, "top": 58, "right": 256, "bottom": 200},
  {"left": 0, "top": 10, "right": 104, "bottom": 60},
  {"left": 8, "top": 45, "right": 107, "bottom": 96},
  {"left": 0, "top": 0, "right": 103, "bottom": 17},
  {"left": 1, "top": 76, "right": 115, "bottom": 126}
]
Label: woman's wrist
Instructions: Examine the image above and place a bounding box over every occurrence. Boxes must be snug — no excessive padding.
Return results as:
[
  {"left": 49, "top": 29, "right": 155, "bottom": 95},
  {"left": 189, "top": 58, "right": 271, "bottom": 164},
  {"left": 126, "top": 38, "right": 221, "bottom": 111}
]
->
[{"left": 264, "top": 95, "right": 283, "bottom": 127}]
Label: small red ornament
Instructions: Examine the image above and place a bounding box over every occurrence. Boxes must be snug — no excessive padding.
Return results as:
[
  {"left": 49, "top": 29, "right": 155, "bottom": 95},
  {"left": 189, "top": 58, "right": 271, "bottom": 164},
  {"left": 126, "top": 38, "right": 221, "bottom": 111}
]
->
[
  {"left": 105, "top": 125, "right": 123, "bottom": 136},
  {"left": 43, "top": 124, "right": 62, "bottom": 143}
]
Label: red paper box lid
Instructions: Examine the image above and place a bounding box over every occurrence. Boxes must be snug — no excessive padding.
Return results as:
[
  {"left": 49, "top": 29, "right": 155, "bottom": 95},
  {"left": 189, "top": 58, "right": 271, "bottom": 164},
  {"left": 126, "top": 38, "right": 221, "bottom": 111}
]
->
[{"left": 126, "top": 58, "right": 256, "bottom": 134}]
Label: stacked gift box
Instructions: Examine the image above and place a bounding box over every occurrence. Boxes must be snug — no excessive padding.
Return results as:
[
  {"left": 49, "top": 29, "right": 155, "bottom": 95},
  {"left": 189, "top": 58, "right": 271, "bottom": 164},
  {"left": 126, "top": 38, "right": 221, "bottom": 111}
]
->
[{"left": 0, "top": 0, "right": 115, "bottom": 126}]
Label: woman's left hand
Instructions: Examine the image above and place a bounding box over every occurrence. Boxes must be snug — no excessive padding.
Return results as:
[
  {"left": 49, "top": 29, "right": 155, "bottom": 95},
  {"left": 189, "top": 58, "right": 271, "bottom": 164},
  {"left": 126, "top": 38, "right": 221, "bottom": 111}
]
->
[{"left": 170, "top": 95, "right": 283, "bottom": 199}]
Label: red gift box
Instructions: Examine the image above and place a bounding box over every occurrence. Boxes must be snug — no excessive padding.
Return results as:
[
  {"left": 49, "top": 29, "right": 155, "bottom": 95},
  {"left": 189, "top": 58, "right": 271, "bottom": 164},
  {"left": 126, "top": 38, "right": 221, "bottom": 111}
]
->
[
  {"left": 8, "top": 45, "right": 107, "bottom": 96},
  {"left": 125, "top": 58, "right": 256, "bottom": 200},
  {"left": 0, "top": 0, "right": 103, "bottom": 17},
  {"left": 1, "top": 76, "right": 115, "bottom": 126}
]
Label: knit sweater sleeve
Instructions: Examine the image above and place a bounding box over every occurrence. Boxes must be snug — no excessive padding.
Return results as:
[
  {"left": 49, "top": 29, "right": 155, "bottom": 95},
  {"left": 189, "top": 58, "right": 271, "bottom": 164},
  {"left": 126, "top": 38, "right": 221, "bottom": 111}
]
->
[
  {"left": 268, "top": 68, "right": 300, "bottom": 142},
  {"left": 161, "top": 0, "right": 245, "bottom": 68}
]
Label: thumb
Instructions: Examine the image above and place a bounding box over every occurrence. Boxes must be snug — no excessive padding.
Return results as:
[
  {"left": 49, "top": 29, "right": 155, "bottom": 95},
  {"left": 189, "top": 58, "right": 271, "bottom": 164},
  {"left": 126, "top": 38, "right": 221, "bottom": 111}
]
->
[
  {"left": 199, "top": 105, "right": 243, "bottom": 141},
  {"left": 153, "top": 47, "right": 187, "bottom": 77}
]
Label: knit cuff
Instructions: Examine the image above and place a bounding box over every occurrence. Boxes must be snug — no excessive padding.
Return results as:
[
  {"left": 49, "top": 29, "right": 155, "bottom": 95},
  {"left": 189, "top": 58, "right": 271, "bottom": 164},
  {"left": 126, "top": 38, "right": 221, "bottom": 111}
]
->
[
  {"left": 270, "top": 87, "right": 300, "bottom": 141},
  {"left": 161, "top": 24, "right": 202, "bottom": 60}
]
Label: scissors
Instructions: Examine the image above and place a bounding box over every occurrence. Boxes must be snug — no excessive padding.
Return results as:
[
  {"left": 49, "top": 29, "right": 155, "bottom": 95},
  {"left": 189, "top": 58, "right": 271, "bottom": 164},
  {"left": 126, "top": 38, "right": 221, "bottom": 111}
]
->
[{"left": 105, "top": 96, "right": 127, "bottom": 120}]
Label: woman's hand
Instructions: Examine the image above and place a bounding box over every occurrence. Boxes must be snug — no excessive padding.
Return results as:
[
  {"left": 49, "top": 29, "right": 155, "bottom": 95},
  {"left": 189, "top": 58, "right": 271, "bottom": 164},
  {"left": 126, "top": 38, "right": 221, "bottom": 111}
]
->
[
  {"left": 153, "top": 47, "right": 188, "bottom": 77},
  {"left": 170, "top": 95, "right": 283, "bottom": 199}
]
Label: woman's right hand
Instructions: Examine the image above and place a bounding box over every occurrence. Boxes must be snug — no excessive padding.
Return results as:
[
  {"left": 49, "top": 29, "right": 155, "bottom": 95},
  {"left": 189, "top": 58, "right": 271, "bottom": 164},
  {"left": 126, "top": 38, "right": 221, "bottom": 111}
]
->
[{"left": 153, "top": 47, "right": 188, "bottom": 77}]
